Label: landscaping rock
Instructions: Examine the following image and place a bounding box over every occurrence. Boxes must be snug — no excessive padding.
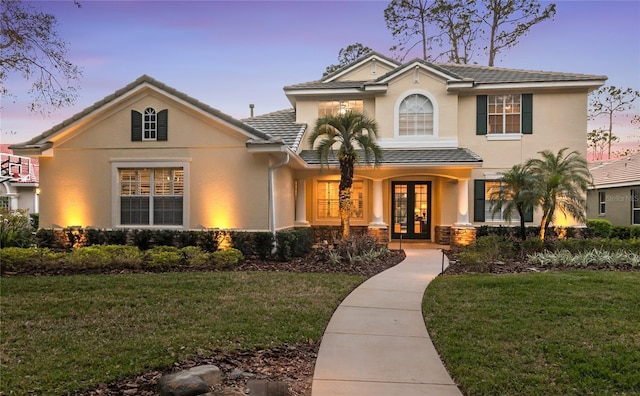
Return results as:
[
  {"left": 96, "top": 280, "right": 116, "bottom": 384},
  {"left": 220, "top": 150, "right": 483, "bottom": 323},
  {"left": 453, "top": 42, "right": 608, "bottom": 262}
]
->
[
  {"left": 230, "top": 368, "right": 256, "bottom": 379},
  {"left": 189, "top": 365, "right": 223, "bottom": 386},
  {"left": 247, "top": 380, "right": 289, "bottom": 396},
  {"left": 157, "top": 371, "right": 211, "bottom": 396}
]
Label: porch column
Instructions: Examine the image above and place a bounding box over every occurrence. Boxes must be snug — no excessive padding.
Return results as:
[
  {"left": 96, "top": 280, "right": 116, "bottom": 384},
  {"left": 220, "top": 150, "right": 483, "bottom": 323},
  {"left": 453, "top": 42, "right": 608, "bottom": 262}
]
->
[
  {"left": 294, "top": 179, "right": 310, "bottom": 227},
  {"left": 454, "top": 178, "right": 472, "bottom": 226},
  {"left": 369, "top": 179, "right": 386, "bottom": 228}
]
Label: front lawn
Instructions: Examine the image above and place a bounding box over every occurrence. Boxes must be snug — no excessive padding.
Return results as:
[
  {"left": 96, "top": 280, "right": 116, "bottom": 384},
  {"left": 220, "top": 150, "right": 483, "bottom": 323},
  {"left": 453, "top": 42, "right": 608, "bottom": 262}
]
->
[
  {"left": 0, "top": 272, "right": 363, "bottom": 395},
  {"left": 423, "top": 271, "right": 640, "bottom": 395}
]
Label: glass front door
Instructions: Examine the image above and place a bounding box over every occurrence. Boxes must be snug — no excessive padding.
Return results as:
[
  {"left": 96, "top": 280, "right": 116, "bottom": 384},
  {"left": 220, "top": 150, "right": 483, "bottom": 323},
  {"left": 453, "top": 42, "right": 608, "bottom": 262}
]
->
[{"left": 391, "top": 181, "right": 431, "bottom": 239}]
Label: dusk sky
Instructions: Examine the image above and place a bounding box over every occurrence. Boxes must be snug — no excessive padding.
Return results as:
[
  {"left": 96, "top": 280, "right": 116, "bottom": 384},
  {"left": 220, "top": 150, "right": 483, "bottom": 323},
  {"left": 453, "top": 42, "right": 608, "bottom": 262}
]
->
[{"left": 2, "top": 0, "right": 639, "bottom": 146}]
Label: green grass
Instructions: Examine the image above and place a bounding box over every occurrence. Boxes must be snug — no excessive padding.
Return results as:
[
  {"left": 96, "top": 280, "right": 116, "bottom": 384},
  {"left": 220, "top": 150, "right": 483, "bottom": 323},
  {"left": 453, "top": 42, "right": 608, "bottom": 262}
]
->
[
  {"left": 423, "top": 271, "right": 640, "bottom": 395},
  {"left": 1, "top": 272, "right": 363, "bottom": 395}
]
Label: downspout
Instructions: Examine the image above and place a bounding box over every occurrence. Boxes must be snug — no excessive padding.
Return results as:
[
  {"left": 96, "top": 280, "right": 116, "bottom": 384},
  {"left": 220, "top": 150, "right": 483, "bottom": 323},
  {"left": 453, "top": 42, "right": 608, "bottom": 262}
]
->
[{"left": 269, "top": 153, "right": 289, "bottom": 252}]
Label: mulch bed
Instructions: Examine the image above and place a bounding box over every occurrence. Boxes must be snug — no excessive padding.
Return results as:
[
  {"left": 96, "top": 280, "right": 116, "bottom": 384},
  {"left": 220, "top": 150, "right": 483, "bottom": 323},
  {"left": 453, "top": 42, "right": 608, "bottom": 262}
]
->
[{"left": 69, "top": 249, "right": 406, "bottom": 396}]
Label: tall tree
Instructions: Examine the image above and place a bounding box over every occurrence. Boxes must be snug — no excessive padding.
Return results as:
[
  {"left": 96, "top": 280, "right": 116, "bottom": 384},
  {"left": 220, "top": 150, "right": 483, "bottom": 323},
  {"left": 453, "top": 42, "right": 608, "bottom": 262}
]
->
[
  {"left": 589, "top": 85, "right": 640, "bottom": 160},
  {"left": 526, "top": 148, "right": 591, "bottom": 241},
  {"left": 308, "top": 111, "right": 382, "bottom": 239},
  {"left": 480, "top": 0, "right": 556, "bottom": 66},
  {"left": 488, "top": 163, "right": 538, "bottom": 240},
  {"left": 429, "top": 0, "right": 481, "bottom": 64},
  {"left": 384, "top": 0, "right": 436, "bottom": 61},
  {"left": 587, "top": 128, "right": 617, "bottom": 161},
  {"left": 323, "top": 43, "right": 373, "bottom": 77},
  {"left": 1, "top": 0, "right": 82, "bottom": 114}
]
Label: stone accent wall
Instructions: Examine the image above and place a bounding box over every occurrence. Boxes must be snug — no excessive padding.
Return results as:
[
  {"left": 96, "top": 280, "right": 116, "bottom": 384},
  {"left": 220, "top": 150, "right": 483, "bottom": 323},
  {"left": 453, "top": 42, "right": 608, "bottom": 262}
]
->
[
  {"left": 451, "top": 226, "right": 477, "bottom": 251},
  {"left": 434, "top": 226, "right": 451, "bottom": 245},
  {"left": 312, "top": 225, "right": 389, "bottom": 246}
]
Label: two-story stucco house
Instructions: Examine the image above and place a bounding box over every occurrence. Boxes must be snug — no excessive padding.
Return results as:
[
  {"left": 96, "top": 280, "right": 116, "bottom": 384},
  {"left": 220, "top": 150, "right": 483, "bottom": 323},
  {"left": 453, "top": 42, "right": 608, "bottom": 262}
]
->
[{"left": 10, "top": 52, "right": 606, "bottom": 245}]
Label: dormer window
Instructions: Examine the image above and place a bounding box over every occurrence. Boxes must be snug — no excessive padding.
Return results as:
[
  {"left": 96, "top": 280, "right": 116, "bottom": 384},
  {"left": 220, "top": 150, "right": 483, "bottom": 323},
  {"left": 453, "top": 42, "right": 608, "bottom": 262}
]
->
[
  {"left": 399, "top": 94, "right": 433, "bottom": 136},
  {"left": 143, "top": 108, "right": 157, "bottom": 140},
  {"left": 318, "top": 100, "right": 363, "bottom": 117}
]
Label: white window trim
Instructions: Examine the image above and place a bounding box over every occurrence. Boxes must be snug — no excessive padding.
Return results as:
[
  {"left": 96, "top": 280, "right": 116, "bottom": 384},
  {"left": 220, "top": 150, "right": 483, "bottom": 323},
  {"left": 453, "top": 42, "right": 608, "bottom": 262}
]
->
[
  {"left": 394, "top": 89, "right": 439, "bottom": 140},
  {"left": 482, "top": 174, "right": 520, "bottom": 223},
  {"left": 110, "top": 159, "right": 190, "bottom": 229},
  {"left": 487, "top": 94, "right": 522, "bottom": 136},
  {"left": 312, "top": 178, "right": 368, "bottom": 225},
  {"left": 486, "top": 133, "right": 523, "bottom": 141},
  {"left": 598, "top": 191, "right": 606, "bottom": 215},
  {"left": 143, "top": 108, "right": 157, "bottom": 141}
]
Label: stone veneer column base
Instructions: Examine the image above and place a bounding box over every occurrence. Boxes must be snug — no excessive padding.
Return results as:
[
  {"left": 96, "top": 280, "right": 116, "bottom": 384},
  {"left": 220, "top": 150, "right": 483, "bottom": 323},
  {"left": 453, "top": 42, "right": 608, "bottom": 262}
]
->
[
  {"left": 451, "top": 226, "right": 477, "bottom": 251},
  {"left": 434, "top": 226, "right": 452, "bottom": 245},
  {"left": 367, "top": 226, "right": 389, "bottom": 246}
]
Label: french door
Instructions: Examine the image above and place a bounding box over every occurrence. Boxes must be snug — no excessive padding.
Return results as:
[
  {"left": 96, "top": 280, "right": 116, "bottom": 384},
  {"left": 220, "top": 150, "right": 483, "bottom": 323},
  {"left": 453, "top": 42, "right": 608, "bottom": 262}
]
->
[{"left": 391, "top": 181, "right": 431, "bottom": 239}]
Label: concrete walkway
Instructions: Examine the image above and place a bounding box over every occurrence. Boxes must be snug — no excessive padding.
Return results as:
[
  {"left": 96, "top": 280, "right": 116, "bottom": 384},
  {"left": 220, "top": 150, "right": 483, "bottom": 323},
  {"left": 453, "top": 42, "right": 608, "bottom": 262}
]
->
[{"left": 311, "top": 248, "right": 463, "bottom": 396}]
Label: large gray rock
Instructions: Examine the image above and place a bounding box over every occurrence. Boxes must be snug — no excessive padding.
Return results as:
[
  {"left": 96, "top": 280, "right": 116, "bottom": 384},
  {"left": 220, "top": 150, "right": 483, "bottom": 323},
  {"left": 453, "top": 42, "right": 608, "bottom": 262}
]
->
[
  {"left": 157, "top": 371, "right": 210, "bottom": 396},
  {"left": 188, "top": 365, "right": 223, "bottom": 386}
]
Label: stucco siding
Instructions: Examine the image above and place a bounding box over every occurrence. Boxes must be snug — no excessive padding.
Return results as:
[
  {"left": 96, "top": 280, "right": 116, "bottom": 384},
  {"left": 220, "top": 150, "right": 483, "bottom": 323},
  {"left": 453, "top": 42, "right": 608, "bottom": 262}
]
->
[{"left": 587, "top": 187, "right": 639, "bottom": 226}]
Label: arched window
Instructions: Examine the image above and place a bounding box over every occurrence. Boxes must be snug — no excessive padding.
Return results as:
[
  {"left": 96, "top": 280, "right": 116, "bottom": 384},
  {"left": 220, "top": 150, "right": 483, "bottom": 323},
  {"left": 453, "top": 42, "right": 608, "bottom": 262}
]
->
[
  {"left": 398, "top": 94, "right": 433, "bottom": 136},
  {"left": 143, "top": 108, "right": 157, "bottom": 140}
]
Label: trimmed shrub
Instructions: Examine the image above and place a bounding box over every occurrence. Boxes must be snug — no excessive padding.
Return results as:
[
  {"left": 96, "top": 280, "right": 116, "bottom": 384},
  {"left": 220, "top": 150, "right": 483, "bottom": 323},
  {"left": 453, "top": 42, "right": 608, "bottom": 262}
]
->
[
  {"left": 105, "top": 229, "right": 128, "bottom": 245},
  {"left": 85, "top": 228, "right": 107, "bottom": 246},
  {"left": 144, "top": 246, "right": 181, "bottom": 269},
  {"left": 632, "top": 226, "right": 640, "bottom": 239},
  {"left": 229, "top": 231, "right": 256, "bottom": 256},
  {"left": 212, "top": 248, "right": 243, "bottom": 269},
  {"left": 152, "top": 229, "right": 177, "bottom": 247},
  {"left": 0, "top": 247, "right": 61, "bottom": 273},
  {"left": 275, "top": 228, "right": 312, "bottom": 261},
  {"left": 254, "top": 232, "right": 274, "bottom": 259},
  {"left": 132, "top": 229, "right": 153, "bottom": 250},
  {"left": 586, "top": 219, "right": 612, "bottom": 238},
  {"left": 611, "top": 226, "right": 632, "bottom": 240},
  {"left": 180, "top": 246, "right": 212, "bottom": 268}
]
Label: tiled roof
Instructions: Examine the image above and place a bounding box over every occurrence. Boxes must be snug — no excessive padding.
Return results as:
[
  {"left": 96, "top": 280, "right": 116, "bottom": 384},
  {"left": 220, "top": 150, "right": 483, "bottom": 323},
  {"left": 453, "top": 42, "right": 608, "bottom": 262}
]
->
[
  {"left": 589, "top": 152, "right": 640, "bottom": 188},
  {"left": 285, "top": 55, "right": 606, "bottom": 91},
  {"left": 243, "top": 109, "right": 307, "bottom": 151},
  {"left": 11, "top": 75, "right": 275, "bottom": 150},
  {"left": 437, "top": 63, "right": 607, "bottom": 84},
  {"left": 299, "top": 148, "right": 482, "bottom": 166}
]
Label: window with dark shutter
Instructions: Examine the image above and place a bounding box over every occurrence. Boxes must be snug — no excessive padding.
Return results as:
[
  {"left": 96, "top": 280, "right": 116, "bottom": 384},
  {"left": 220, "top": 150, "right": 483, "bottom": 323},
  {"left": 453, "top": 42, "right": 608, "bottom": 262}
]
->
[
  {"left": 157, "top": 109, "right": 168, "bottom": 141},
  {"left": 131, "top": 110, "right": 142, "bottom": 141},
  {"left": 476, "top": 96, "right": 488, "bottom": 135},
  {"left": 473, "top": 180, "right": 485, "bottom": 221},
  {"left": 522, "top": 94, "right": 533, "bottom": 134}
]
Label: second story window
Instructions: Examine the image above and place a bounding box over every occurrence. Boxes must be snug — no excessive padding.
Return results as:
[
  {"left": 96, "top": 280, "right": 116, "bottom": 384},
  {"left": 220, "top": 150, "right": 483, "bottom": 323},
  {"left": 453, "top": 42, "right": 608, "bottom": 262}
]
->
[
  {"left": 399, "top": 94, "right": 433, "bottom": 136},
  {"left": 488, "top": 95, "right": 521, "bottom": 134},
  {"left": 318, "top": 100, "right": 363, "bottom": 117},
  {"left": 143, "top": 108, "right": 157, "bottom": 140}
]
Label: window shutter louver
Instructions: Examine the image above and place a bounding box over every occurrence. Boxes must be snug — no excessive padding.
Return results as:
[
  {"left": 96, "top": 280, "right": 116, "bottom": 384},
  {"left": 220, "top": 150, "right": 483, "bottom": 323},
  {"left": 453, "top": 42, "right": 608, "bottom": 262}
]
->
[
  {"left": 131, "top": 110, "right": 142, "bottom": 141},
  {"left": 473, "top": 180, "right": 485, "bottom": 222},
  {"left": 522, "top": 94, "right": 533, "bottom": 134},
  {"left": 157, "top": 109, "right": 168, "bottom": 141},
  {"left": 476, "top": 95, "right": 488, "bottom": 135}
]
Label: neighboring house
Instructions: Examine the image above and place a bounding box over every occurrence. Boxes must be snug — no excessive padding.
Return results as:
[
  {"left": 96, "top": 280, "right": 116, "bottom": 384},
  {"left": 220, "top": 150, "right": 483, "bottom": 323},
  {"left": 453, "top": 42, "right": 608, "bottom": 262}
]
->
[
  {"left": 587, "top": 152, "right": 640, "bottom": 226},
  {"left": 10, "top": 53, "right": 606, "bottom": 245},
  {"left": 0, "top": 144, "right": 39, "bottom": 214}
]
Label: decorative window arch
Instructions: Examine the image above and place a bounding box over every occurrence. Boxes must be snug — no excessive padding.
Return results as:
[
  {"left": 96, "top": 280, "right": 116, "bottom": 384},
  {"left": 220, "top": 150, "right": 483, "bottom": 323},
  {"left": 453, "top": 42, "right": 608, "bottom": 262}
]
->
[
  {"left": 395, "top": 90, "right": 438, "bottom": 137},
  {"left": 143, "top": 108, "right": 157, "bottom": 140}
]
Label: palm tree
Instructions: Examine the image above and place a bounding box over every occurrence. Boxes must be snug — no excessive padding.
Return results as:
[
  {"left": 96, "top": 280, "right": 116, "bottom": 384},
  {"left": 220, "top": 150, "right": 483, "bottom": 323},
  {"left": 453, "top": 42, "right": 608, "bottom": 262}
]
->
[
  {"left": 308, "top": 111, "right": 382, "bottom": 239},
  {"left": 488, "top": 164, "right": 538, "bottom": 240},
  {"left": 525, "top": 148, "right": 592, "bottom": 241}
]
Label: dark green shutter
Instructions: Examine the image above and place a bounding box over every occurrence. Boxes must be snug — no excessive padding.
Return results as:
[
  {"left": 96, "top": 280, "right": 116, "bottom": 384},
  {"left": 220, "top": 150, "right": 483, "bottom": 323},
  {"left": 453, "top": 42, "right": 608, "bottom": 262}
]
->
[
  {"left": 131, "top": 110, "right": 142, "bottom": 141},
  {"left": 476, "top": 95, "right": 488, "bottom": 135},
  {"left": 524, "top": 206, "right": 533, "bottom": 222},
  {"left": 473, "top": 180, "right": 485, "bottom": 222},
  {"left": 157, "top": 109, "right": 168, "bottom": 141},
  {"left": 521, "top": 94, "right": 533, "bottom": 134}
]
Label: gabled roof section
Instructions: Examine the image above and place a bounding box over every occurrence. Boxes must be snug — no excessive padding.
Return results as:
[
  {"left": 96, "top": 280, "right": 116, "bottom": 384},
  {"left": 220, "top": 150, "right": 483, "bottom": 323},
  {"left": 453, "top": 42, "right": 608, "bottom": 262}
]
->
[
  {"left": 284, "top": 54, "right": 607, "bottom": 95},
  {"left": 589, "top": 152, "right": 640, "bottom": 189},
  {"left": 243, "top": 109, "right": 307, "bottom": 151},
  {"left": 299, "top": 148, "right": 482, "bottom": 167},
  {"left": 10, "top": 75, "right": 276, "bottom": 153},
  {"left": 322, "top": 51, "right": 400, "bottom": 83}
]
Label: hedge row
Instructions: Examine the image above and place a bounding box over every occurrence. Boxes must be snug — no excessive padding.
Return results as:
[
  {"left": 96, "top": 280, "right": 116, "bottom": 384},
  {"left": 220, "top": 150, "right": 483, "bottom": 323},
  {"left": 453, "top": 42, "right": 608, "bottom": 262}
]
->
[
  {"left": 29, "top": 227, "right": 314, "bottom": 260},
  {"left": 0, "top": 245, "right": 244, "bottom": 275}
]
